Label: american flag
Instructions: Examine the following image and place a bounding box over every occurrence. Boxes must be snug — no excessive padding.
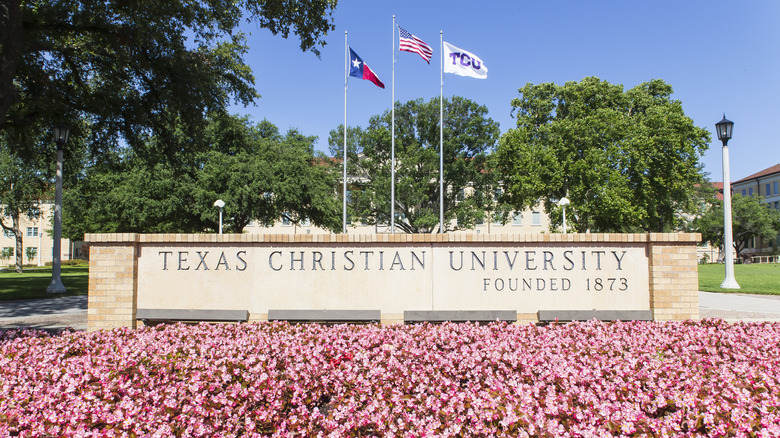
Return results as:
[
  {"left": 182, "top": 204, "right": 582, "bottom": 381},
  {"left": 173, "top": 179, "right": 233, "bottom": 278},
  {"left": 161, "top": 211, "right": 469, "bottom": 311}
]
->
[{"left": 398, "top": 26, "right": 433, "bottom": 64}]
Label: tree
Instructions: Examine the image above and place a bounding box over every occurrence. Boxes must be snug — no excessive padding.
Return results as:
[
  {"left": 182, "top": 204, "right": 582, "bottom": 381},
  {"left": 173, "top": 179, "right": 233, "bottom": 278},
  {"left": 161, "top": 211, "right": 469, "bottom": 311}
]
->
[
  {"left": 1, "top": 0, "right": 337, "bottom": 161},
  {"left": 63, "top": 115, "right": 341, "bottom": 237},
  {"left": 696, "top": 194, "right": 780, "bottom": 257},
  {"left": 4, "top": 0, "right": 338, "bottom": 263},
  {"left": 192, "top": 115, "right": 341, "bottom": 233},
  {"left": 328, "top": 96, "right": 503, "bottom": 233},
  {"left": 495, "top": 77, "right": 711, "bottom": 233},
  {"left": 62, "top": 158, "right": 203, "bottom": 238},
  {"left": 0, "top": 128, "right": 48, "bottom": 272},
  {"left": 2, "top": 117, "right": 90, "bottom": 271}
]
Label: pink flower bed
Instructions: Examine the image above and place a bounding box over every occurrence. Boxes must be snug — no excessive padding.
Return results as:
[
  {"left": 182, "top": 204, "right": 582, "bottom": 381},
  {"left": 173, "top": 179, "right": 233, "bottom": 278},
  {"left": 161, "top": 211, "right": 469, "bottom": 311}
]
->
[{"left": 1, "top": 320, "right": 779, "bottom": 437}]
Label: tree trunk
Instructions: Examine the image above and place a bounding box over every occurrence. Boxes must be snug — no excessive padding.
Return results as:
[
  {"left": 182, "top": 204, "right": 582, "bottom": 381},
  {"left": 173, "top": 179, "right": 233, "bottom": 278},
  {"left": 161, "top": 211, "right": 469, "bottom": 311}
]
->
[
  {"left": 10, "top": 209, "right": 23, "bottom": 273},
  {"left": 0, "top": 0, "right": 23, "bottom": 130}
]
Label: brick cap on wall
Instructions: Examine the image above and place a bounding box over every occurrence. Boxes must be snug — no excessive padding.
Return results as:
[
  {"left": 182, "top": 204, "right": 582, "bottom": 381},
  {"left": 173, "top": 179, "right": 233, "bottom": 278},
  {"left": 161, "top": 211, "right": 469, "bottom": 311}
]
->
[{"left": 84, "top": 232, "right": 702, "bottom": 244}]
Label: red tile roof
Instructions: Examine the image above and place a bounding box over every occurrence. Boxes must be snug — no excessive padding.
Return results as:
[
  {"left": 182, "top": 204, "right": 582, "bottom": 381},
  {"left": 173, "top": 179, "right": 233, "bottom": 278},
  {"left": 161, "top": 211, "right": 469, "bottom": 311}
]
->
[
  {"left": 710, "top": 182, "right": 724, "bottom": 201},
  {"left": 734, "top": 163, "right": 780, "bottom": 184}
]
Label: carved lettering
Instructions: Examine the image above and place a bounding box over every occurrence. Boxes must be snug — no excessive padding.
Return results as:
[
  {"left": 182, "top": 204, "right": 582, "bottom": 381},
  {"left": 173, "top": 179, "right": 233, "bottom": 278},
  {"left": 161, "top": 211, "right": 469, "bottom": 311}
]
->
[
  {"left": 543, "top": 251, "right": 555, "bottom": 271},
  {"left": 450, "top": 251, "right": 463, "bottom": 271},
  {"left": 343, "top": 251, "right": 355, "bottom": 271},
  {"left": 612, "top": 250, "right": 626, "bottom": 270},
  {"left": 178, "top": 252, "right": 189, "bottom": 271},
  {"left": 269, "top": 251, "right": 282, "bottom": 271},
  {"left": 196, "top": 251, "right": 209, "bottom": 270},
  {"left": 236, "top": 251, "right": 247, "bottom": 271},
  {"left": 312, "top": 251, "right": 324, "bottom": 271},
  {"left": 216, "top": 252, "right": 230, "bottom": 270},
  {"left": 159, "top": 251, "right": 173, "bottom": 270}
]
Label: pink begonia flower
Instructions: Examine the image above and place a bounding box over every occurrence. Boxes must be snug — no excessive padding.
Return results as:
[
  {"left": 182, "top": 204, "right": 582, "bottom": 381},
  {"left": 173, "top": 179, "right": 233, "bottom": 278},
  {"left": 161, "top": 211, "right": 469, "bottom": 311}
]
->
[{"left": 1, "top": 320, "right": 779, "bottom": 436}]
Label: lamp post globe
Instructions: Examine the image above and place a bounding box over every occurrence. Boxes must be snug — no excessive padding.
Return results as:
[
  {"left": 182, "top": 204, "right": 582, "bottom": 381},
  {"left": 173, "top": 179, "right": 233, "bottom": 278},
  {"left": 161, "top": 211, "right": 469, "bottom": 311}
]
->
[
  {"left": 558, "top": 197, "right": 570, "bottom": 234},
  {"left": 47, "top": 125, "right": 69, "bottom": 294},
  {"left": 716, "top": 115, "right": 739, "bottom": 289},
  {"left": 214, "top": 199, "right": 225, "bottom": 235}
]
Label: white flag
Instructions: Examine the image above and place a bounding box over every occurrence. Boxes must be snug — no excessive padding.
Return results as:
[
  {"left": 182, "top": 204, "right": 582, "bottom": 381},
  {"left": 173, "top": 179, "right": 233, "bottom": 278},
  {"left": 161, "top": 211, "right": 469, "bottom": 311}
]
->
[{"left": 443, "top": 42, "right": 487, "bottom": 79}]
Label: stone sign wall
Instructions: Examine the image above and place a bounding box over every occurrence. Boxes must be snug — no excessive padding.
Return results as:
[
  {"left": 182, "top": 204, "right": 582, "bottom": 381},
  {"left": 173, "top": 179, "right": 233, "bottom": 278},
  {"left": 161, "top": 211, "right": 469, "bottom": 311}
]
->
[{"left": 84, "top": 233, "right": 700, "bottom": 331}]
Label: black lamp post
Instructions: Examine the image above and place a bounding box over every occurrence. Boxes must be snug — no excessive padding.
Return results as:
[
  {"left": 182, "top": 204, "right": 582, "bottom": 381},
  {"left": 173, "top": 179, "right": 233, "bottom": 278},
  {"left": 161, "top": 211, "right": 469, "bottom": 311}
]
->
[
  {"left": 715, "top": 115, "right": 739, "bottom": 289},
  {"left": 47, "top": 126, "right": 69, "bottom": 294}
]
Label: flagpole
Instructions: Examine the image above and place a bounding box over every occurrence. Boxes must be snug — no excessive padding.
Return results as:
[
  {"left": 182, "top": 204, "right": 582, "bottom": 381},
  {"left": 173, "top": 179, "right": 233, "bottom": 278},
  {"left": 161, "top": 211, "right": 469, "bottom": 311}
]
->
[
  {"left": 439, "top": 30, "right": 444, "bottom": 234},
  {"left": 343, "top": 30, "right": 348, "bottom": 234},
  {"left": 391, "top": 15, "right": 396, "bottom": 234}
]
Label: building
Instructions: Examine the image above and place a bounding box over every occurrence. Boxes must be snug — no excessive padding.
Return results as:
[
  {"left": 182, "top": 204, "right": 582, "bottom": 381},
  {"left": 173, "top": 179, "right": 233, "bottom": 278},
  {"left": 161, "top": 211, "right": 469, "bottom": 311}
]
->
[
  {"left": 730, "top": 163, "right": 780, "bottom": 257},
  {"left": 0, "top": 201, "right": 80, "bottom": 268}
]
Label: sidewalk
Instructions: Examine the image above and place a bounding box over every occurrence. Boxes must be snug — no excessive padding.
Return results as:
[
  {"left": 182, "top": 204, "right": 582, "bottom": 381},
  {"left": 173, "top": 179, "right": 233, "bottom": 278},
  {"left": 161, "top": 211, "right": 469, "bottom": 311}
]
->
[
  {"left": 0, "top": 295, "right": 87, "bottom": 332},
  {"left": 699, "top": 291, "right": 780, "bottom": 322},
  {"left": 1, "top": 292, "right": 780, "bottom": 332}
]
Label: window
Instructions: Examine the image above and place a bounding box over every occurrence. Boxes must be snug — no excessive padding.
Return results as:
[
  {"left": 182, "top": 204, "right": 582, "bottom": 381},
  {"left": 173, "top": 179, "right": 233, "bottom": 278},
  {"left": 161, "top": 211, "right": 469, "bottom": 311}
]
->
[
  {"left": 775, "top": 181, "right": 779, "bottom": 195},
  {"left": 531, "top": 211, "right": 541, "bottom": 226},
  {"left": 492, "top": 212, "right": 505, "bottom": 225},
  {"left": 301, "top": 217, "right": 311, "bottom": 227},
  {"left": 26, "top": 227, "right": 38, "bottom": 237},
  {"left": 2, "top": 229, "right": 12, "bottom": 238},
  {"left": 766, "top": 183, "right": 772, "bottom": 197},
  {"left": 512, "top": 212, "right": 522, "bottom": 226},
  {"left": 456, "top": 189, "right": 465, "bottom": 202},
  {"left": 281, "top": 213, "right": 291, "bottom": 226},
  {"left": 742, "top": 189, "right": 747, "bottom": 196},
  {"left": 749, "top": 188, "right": 753, "bottom": 196}
]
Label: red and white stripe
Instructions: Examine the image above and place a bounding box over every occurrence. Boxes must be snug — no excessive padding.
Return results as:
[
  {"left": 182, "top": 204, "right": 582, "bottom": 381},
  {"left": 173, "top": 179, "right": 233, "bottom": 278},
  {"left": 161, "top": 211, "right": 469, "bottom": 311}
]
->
[{"left": 398, "top": 26, "right": 433, "bottom": 64}]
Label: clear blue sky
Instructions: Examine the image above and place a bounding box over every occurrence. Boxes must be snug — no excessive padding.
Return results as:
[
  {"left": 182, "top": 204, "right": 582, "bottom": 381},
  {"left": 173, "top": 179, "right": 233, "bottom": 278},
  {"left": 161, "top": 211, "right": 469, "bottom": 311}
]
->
[{"left": 231, "top": 0, "right": 780, "bottom": 182}]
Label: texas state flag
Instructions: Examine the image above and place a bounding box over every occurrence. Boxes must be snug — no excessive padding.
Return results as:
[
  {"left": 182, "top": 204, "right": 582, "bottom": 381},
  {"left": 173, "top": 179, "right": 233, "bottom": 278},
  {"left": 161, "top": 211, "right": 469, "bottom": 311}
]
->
[{"left": 349, "top": 47, "right": 385, "bottom": 89}]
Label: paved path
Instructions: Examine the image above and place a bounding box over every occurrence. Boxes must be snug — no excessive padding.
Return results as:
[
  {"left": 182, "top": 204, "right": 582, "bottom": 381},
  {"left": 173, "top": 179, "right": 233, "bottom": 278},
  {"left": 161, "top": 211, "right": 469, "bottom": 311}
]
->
[
  {"left": 699, "top": 291, "right": 780, "bottom": 322},
  {"left": 1, "top": 293, "right": 780, "bottom": 332},
  {"left": 0, "top": 295, "right": 87, "bottom": 332}
]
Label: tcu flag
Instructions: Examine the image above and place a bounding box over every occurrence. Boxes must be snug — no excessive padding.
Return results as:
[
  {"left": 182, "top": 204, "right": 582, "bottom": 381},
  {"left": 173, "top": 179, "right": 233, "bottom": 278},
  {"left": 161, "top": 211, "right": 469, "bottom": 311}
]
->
[{"left": 443, "top": 42, "right": 487, "bottom": 79}]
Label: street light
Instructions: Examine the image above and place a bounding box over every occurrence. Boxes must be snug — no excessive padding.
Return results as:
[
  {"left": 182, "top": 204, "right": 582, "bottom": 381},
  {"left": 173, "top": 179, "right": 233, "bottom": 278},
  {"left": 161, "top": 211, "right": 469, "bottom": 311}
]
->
[
  {"left": 715, "top": 115, "right": 739, "bottom": 289},
  {"left": 47, "top": 125, "right": 69, "bottom": 294},
  {"left": 558, "top": 197, "right": 570, "bottom": 234},
  {"left": 214, "top": 199, "right": 225, "bottom": 234}
]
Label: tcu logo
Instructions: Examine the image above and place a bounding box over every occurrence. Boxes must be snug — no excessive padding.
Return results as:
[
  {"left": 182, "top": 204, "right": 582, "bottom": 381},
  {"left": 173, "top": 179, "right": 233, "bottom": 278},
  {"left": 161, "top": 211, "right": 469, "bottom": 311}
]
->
[{"left": 448, "top": 52, "right": 482, "bottom": 70}]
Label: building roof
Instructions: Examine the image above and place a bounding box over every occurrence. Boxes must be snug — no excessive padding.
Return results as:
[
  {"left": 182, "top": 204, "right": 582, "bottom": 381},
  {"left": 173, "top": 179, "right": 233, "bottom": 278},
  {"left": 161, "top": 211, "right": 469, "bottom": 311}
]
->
[
  {"left": 710, "top": 182, "right": 724, "bottom": 201},
  {"left": 734, "top": 163, "right": 780, "bottom": 184}
]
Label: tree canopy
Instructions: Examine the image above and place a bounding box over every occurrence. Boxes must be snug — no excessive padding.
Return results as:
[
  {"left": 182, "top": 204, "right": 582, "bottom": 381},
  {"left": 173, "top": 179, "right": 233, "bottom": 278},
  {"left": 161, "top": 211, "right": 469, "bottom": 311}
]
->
[
  {"left": 0, "top": 131, "right": 48, "bottom": 272},
  {"left": 1, "top": 0, "right": 337, "bottom": 159},
  {"left": 63, "top": 114, "right": 341, "bottom": 238},
  {"left": 329, "top": 96, "right": 504, "bottom": 233},
  {"left": 0, "top": 121, "right": 88, "bottom": 271},
  {"left": 696, "top": 194, "right": 780, "bottom": 256},
  {"left": 495, "top": 77, "right": 711, "bottom": 233}
]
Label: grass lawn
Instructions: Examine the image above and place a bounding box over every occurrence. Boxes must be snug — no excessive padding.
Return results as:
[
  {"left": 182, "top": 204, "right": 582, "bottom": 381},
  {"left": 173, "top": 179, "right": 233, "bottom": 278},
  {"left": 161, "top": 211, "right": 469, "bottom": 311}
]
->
[
  {"left": 698, "top": 262, "right": 780, "bottom": 295},
  {"left": 0, "top": 263, "right": 89, "bottom": 301}
]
